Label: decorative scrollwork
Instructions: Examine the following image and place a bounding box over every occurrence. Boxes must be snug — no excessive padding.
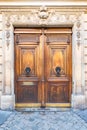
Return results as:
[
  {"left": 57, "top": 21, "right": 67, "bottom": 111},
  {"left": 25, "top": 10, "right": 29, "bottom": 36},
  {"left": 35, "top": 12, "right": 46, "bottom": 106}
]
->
[{"left": 38, "top": 5, "right": 49, "bottom": 19}]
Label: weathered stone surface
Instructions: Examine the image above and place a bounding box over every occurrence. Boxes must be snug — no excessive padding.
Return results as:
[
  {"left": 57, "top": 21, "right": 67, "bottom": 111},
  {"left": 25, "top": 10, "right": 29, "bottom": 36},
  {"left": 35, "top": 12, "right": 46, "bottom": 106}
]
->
[{"left": 0, "top": 110, "right": 87, "bottom": 130}]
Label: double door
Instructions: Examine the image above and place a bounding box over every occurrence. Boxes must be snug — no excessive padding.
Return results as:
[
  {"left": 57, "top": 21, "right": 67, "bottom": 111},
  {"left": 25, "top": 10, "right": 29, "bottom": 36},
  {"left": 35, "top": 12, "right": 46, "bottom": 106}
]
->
[{"left": 14, "top": 28, "right": 72, "bottom": 107}]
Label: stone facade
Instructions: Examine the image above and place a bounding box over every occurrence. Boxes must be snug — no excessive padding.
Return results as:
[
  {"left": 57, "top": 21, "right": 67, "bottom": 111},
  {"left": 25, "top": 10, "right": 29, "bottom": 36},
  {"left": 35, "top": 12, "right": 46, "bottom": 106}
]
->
[{"left": 0, "top": 6, "right": 87, "bottom": 109}]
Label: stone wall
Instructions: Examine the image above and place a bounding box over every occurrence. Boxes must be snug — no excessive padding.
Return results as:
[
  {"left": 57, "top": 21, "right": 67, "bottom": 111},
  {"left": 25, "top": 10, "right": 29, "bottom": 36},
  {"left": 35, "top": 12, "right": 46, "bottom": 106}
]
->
[
  {"left": 83, "top": 13, "right": 87, "bottom": 107},
  {"left": 0, "top": 13, "right": 3, "bottom": 107},
  {"left": 0, "top": 6, "right": 87, "bottom": 109}
]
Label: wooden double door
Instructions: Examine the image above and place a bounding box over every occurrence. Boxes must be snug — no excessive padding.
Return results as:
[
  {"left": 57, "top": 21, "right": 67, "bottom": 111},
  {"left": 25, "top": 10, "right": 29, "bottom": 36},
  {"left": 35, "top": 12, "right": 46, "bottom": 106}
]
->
[{"left": 14, "top": 27, "right": 72, "bottom": 108}]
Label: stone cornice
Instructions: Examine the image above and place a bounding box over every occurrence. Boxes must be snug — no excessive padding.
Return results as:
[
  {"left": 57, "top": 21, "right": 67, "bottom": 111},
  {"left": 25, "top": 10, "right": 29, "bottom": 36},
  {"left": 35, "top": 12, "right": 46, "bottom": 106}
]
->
[
  {"left": 0, "top": 6, "right": 86, "bottom": 13},
  {"left": 0, "top": 1, "right": 87, "bottom": 7}
]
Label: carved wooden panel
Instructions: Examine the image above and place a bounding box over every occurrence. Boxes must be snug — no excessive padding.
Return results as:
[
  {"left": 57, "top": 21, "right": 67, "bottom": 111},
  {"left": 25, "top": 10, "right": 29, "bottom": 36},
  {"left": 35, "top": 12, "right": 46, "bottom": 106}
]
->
[
  {"left": 16, "top": 82, "right": 38, "bottom": 103},
  {"left": 15, "top": 34, "right": 40, "bottom": 44},
  {"left": 17, "top": 46, "right": 37, "bottom": 76},
  {"left": 49, "top": 46, "right": 68, "bottom": 76},
  {"left": 47, "top": 82, "right": 69, "bottom": 103},
  {"left": 46, "top": 34, "right": 71, "bottom": 44}
]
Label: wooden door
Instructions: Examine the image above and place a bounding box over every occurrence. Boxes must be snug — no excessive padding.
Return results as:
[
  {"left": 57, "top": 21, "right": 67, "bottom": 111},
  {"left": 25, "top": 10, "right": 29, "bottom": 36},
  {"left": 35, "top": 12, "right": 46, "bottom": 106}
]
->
[
  {"left": 14, "top": 28, "right": 72, "bottom": 108},
  {"left": 44, "top": 28, "right": 72, "bottom": 107}
]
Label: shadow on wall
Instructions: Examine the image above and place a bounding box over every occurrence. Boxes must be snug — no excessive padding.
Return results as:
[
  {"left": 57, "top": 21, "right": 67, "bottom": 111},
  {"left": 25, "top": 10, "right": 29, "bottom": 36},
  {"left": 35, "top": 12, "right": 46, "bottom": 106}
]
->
[{"left": 0, "top": 110, "right": 12, "bottom": 125}]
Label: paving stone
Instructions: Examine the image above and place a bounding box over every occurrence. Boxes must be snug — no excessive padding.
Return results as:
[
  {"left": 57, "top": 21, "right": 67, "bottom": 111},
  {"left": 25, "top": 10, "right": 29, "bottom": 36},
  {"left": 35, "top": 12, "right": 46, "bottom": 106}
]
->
[{"left": 0, "top": 110, "right": 87, "bottom": 130}]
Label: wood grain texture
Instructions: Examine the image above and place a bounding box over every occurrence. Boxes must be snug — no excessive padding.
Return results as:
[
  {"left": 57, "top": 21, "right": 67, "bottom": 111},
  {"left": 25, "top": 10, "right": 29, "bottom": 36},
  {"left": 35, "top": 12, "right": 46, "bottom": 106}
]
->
[{"left": 14, "top": 27, "right": 72, "bottom": 107}]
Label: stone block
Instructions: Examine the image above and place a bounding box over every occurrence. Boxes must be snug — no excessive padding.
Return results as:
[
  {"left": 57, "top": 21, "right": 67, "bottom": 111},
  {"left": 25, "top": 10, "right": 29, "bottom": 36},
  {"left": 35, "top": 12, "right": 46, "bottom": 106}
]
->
[
  {"left": 83, "top": 14, "right": 87, "bottom": 22},
  {"left": 83, "top": 23, "right": 87, "bottom": 30},
  {"left": 85, "top": 64, "right": 87, "bottom": 71},
  {"left": 0, "top": 56, "right": 2, "bottom": 64},
  {"left": 84, "top": 47, "right": 87, "bottom": 55},
  {"left": 0, "top": 39, "right": 2, "bottom": 48},
  {"left": 0, "top": 31, "right": 2, "bottom": 39},
  {"left": 0, "top": 74, "right": 2, "bottom": 82},
  {"left": 0, "top": 65, "right": 2, "bottom": 73},
  {"left": 71, "top": 94, "right": 85, "bottom": 109},
  {"left": 85, "top": 73, "right": 87, "bottom": 79},
  {"left": 0, "top": 81, "right": 2, "bottom": 90},
  {"left": 0, "top": 48, "right": 2, "bottom": 56},
  {"left": 0, "top": 14, "right": 2, "bottom": 22},
  {"left": 1, "top": 95, "right": 15, "bottom": 110},
  {"left": 85, "top": 81, "right": 87, "bottom": 86},
  {"left": 0, "top": 23, "right": 2, "bottom": 30},
  {"left": 84, "top": 56, "right": 87, "bottom": 63}
]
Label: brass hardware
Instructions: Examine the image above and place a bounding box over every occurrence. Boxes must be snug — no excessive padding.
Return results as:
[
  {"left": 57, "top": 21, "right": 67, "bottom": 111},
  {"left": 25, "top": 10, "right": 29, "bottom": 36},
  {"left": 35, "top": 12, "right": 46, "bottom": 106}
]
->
[
  {"left": 15, "top": 103, "right": 41, "bottom": 108},
  {"left": 22, "top": 82, "right": 35, "bottom": 85},
  {"left": 46, "top": 103, "right": 71, "bottom": 107}
]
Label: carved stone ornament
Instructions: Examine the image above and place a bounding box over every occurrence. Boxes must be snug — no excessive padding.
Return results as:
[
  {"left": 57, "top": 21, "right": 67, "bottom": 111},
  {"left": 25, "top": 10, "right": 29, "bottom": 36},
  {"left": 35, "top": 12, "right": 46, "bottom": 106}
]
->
[
  {"left": 77, "top": 40, "right": 80, "bottom": 48},
  {"left": 6, "top": 21, "right": 10, "bottom": 28},
  {"left": 76, "top": 30, "right": 81, "bottom": 48},
  {"left": 6, "top": 40, "right": 10, "bottom": 49},
  {"left": 38, "top": 5, "right": 49, "bottom": 19},
  {"left": 6, "top": 31, "right": 10, "bottom": 49},
  {"left": 77, "top": 31, "right": 80, "bottom": 39},
  {"left": 76, "top": 21, "right": 81, "bottom": 28},
  {"left": 6, "top": 31, "right": 10, "bottom": 39}
]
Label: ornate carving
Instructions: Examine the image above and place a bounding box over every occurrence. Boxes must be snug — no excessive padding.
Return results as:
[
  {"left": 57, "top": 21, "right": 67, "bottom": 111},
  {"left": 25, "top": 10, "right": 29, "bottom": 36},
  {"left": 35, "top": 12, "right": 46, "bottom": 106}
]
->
[
  {"left": 76, "top": 31, "right": 81, "bottom": 48},
  {"left": 77, "top": 40, "right": 80, "bottom": 48},
  {"left": 4, "top": 8, "right": 83, "bottom": 49},
  {"left": 46, "top": 34, "right": 70, "bottom": 44},
  {"left": 6, "top": 21, "right": 10, "bottom": 28},
  {"left": 6, "top": 31, "right": 10, "bottom": 39},
  {"left": 77, "top": 31, "right": 80, "bottom": 39},
  {"left": 6, "top": 31, "right": 10, "bottom": 49},
  {"left": 6, "top": 40, "right": 10, "bottom": 49},
  {"left": 15, "top": 34, "right": 40, "bottom": 44},
  {"left": 76, "top": 21, "right": 81, "bottom": 28},
  {"left": 38, "top": 6, "right": 49, "bottom": 19}
]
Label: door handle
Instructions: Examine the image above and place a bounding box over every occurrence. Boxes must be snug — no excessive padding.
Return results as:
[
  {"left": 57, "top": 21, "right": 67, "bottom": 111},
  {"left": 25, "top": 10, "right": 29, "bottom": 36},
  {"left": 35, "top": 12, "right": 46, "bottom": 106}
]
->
[
  {"left": 25, "top": 67, "right": 31, "bottom": 76},
  {"left": 55, "top": 66, "right": 61, "bottom": 77}
]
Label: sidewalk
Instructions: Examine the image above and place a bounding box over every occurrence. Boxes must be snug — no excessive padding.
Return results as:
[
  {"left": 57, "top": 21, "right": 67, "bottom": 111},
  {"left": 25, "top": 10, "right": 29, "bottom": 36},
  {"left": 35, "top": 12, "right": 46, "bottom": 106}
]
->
[{"left": 0, "top": 109, "right": 87, "bottom": 130}]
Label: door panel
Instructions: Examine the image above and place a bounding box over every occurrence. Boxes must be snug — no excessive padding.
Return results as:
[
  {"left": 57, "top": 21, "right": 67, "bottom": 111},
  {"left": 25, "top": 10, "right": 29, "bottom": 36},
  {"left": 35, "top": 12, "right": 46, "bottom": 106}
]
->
[
  {"left": 14, "top": 28, "right": 72, "bottom": 107},
  {"left": 14, "top": 30, "right": 41, "bottom": 106},
  {"left": 45, "top": 28, "right": 72, "bottom": 105}
]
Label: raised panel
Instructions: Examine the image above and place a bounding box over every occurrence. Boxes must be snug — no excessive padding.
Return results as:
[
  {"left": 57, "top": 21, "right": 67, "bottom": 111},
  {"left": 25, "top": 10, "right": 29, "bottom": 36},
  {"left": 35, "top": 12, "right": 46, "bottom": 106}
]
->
[
  {"left": 21, "top": 47, "right": 35, "bottom": 76},
  {"left": 49, "top": 46, "right": 67, "bottom": 76},
  {"left": 16, "top": 82, "right": 38, "bottom": 103},
  {"left": 15, "top": 34, "right": 40, "bottom": 44},
  {"left": 18, "top": 46, "right": 38, "bottom": 76},
  {"left": 47, "top": 82, "right": 69, "bottom": 103},
  {"left": 46, "top": 34, "right": 71, "bottom": 44}
]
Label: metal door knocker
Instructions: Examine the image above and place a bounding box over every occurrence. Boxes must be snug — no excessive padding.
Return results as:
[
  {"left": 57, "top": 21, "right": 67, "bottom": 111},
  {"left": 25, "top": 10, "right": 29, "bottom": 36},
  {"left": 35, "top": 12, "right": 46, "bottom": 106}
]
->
[
  {"left": 55, "top": 66, "right": 61, "bottom": 77},
  {"left": 25, "top": 67, "right": 31, "bottom": 76}
]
